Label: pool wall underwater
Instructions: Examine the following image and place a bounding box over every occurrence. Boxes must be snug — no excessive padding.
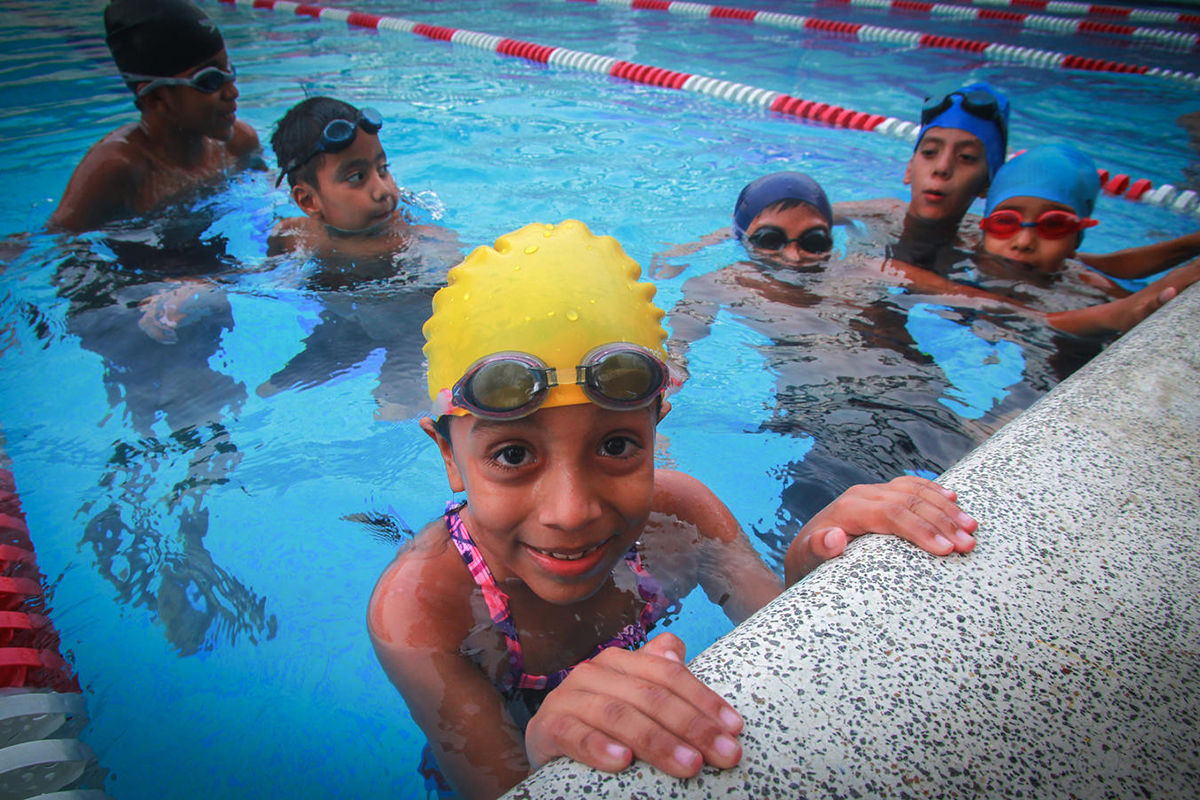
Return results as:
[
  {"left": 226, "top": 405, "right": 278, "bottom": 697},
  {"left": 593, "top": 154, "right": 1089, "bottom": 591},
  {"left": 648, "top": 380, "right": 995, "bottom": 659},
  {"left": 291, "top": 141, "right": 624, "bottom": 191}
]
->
[{"left": 507, "top": 282, "right": 1200, "bottom": 798}]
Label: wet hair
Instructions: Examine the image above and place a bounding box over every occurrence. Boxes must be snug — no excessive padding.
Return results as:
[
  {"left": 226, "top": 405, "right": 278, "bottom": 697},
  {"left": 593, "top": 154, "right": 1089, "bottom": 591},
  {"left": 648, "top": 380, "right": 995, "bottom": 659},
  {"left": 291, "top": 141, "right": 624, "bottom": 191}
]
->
[
  {"left": 104, "top": 0, "right": 224, "bottom": 91},
  {"left": 271, "top": 96, "right": 362, "bottom": 189}
]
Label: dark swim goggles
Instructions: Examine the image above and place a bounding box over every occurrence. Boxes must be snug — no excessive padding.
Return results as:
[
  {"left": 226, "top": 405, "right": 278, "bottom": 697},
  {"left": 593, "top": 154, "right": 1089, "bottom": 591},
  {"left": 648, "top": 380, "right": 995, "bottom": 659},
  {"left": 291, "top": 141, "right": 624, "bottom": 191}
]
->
[
  {"left": 921, "top": 89, "right": 1007, "bottom": 138},
  {"left": 122, "top": 65, "right": 237, "bottom": 99},
  {"left": 980, "top": 209, "right": 1098, "bottom": 240},
  {"left": 444, "top": 344, "right": 673, "bottom": 420},
  {"left": 745, "top": 225, "right": 833, "bottom": 254},
  {"left": 276, "top": 107, "right": 384, "bottom": 187}
]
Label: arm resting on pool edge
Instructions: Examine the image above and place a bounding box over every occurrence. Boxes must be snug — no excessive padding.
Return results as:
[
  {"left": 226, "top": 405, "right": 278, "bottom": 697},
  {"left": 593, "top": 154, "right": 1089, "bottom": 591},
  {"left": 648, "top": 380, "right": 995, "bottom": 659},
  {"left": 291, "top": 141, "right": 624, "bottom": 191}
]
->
[
  {"left": 1078, "top": 230, "right": 1200, "bottom": 281},
  {"left": 1046, "top": 258, "right": 1200, "bottom": 336}
]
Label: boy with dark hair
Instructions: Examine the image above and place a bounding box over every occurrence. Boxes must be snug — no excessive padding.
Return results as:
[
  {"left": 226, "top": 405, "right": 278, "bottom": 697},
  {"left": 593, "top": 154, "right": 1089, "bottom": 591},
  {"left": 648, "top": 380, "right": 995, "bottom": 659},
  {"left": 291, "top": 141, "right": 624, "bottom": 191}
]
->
[
  {"left": 267, "top": 96, "right": 458, "bottom": 263},
  {"left": 49, "top": 0, "right": 261, "bottom": 233},
  {"left": 257, "top": 97, "right": 460, "bottom": 421}
]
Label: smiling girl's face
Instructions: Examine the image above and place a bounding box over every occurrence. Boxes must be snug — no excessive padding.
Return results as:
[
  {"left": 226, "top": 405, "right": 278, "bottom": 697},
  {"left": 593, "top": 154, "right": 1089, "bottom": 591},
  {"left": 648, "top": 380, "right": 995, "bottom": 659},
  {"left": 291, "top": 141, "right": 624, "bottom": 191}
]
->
[{"left": 422, "top": 402, "right": 660, "bottom": 606}]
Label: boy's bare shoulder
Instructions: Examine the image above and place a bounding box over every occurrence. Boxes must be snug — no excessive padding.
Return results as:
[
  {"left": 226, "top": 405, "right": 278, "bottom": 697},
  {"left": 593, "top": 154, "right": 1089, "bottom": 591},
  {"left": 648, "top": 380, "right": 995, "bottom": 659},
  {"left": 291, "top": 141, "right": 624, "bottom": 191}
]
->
[
  {"left": 266, "top": 215, "right": 320, "bottom": 255},
  {"left": 228, "top": 119, "right": 261, "bottom": 160}
]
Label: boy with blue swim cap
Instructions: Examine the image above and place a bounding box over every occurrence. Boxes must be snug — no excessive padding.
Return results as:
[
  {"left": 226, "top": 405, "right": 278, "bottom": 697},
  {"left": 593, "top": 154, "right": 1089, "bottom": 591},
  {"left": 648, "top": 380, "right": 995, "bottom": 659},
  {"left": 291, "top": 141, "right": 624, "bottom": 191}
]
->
[
  {"left": 49, "top": 0, "right": 261, "bottom": 233},
  {"left": 976, "top": 143, "right": 1200, "bottom": 336},
  {"left": 834, "top": 83, "right": 1009, "bottom": 270}
]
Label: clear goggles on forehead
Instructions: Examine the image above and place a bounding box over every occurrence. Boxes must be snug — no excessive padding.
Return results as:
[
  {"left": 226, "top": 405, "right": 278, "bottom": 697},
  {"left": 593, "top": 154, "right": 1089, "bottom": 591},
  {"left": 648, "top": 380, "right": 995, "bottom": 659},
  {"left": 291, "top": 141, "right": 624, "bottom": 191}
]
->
[
  {"left": 436, "top": 343, "right": 678, "bottom": 421},
  {"left": 276, "top": 107, "right": 384, "bottom": 187},
  {"left": 121, "top": 65, "right": 237, "bottom": 99}
]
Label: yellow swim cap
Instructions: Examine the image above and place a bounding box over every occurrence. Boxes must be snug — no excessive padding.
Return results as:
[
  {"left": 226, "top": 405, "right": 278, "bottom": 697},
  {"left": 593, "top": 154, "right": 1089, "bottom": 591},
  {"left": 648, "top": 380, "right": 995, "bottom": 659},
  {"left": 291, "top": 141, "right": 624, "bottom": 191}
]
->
[{"left": 424, "top": 220, "right": 668, "bottom": 415}]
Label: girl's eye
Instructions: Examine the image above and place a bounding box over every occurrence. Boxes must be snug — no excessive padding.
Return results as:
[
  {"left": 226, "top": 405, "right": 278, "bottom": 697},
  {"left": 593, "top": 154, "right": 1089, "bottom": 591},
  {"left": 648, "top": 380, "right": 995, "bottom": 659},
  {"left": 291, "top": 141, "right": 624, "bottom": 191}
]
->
[
  {"left": 600, "top": 436, "right": 639, "bottom": 458},
  {"left": 345, "top": 170, "right": 364, "bottom": 183},
  {"left": 379, "top": 163, "right": 391, "bottom": 177},
  {"left": 492, "top": 444, "right": 530, "bottom": 467}
]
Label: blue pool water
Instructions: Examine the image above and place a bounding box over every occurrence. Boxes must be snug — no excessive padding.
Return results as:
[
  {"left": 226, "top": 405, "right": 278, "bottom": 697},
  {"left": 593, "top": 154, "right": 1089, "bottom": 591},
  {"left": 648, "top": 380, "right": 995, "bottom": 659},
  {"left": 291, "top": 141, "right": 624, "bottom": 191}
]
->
[{"left": 0, "top": 0, "right": 1197, "bottom": 797}]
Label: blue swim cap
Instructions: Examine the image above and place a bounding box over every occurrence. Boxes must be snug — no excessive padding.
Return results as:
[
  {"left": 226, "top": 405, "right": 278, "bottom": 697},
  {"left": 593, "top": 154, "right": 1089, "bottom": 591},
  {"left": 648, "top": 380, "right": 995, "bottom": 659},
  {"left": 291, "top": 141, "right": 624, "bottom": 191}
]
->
[
  {"left": 916, "top": 82, "right": 1010, "bottom": 180},
  {"left": 732, "top": 172, "right": 832, "bottom": 239},
  {"left": 985, "top": 144, "right": 1100, "bottom": 218}
]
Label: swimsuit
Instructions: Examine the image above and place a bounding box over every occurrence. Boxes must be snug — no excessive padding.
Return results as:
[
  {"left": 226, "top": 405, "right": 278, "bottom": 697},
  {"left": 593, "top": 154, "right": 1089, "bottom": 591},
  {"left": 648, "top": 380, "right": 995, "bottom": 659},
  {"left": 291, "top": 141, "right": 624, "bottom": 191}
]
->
[
  {"left": 444, "top": 502, "right": 676, "bottom": 695},
  {"left": 417, "top": 503, "right": 678, "bottom": 795}
]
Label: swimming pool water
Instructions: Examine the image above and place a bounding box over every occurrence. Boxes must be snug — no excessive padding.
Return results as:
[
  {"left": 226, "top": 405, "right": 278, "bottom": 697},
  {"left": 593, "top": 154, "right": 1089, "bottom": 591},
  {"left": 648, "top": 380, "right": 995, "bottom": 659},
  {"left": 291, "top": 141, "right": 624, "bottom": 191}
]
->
[{"left": 0, "top": 0, "right": 1197, "bottom": 797}]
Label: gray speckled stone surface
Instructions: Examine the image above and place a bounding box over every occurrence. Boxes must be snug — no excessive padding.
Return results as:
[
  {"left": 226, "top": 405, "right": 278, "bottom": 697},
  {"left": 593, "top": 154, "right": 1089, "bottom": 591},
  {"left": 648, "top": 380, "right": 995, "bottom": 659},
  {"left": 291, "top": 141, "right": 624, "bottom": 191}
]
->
[{"left": 506, "top": 284, "right": 1200, "bottom": 799}]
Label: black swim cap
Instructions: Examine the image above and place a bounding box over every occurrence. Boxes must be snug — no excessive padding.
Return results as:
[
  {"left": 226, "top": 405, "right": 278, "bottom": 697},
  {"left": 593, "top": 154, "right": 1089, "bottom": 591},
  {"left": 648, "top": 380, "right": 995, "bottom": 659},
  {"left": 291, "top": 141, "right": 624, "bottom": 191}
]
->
[{"left": 104, "top": 0, "right": 225, "bottom": 89}]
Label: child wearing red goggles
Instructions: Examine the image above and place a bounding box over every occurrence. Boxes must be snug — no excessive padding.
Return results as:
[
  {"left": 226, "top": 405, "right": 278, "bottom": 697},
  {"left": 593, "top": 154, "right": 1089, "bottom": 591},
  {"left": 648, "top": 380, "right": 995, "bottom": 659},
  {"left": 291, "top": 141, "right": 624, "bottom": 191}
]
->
[{"left": 978, "top": 145, "right": 1200, "bottom": 336}]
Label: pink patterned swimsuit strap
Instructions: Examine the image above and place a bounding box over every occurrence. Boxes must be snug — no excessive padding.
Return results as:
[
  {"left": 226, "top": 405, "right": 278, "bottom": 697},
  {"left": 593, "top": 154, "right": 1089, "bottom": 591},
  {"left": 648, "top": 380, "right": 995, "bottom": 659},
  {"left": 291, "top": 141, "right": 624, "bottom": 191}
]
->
[{"left": 444, "top": 503, "right": 676, "bottom": 696}]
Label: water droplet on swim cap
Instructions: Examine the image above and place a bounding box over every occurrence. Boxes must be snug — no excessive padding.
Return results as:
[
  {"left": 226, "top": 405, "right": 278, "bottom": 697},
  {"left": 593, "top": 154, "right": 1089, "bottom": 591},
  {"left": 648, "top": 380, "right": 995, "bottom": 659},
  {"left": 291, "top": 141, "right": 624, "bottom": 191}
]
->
[
  {"left": 524, "top": 245, "right": 539, "bottom": 255},
  {"left": 424, "top": 220, "right": 668, "bottom": 412}
]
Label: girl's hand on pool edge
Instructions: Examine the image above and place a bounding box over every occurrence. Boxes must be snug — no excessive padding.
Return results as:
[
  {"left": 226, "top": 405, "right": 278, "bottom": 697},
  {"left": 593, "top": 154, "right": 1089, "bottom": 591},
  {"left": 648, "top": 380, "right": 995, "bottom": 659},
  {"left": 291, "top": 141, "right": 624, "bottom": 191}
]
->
[
  {"left": 524, "top": 632, "right": 744, "bottom": 779},
  {"left": 786, "top": 476, "right": 977, "bottom": 584}
]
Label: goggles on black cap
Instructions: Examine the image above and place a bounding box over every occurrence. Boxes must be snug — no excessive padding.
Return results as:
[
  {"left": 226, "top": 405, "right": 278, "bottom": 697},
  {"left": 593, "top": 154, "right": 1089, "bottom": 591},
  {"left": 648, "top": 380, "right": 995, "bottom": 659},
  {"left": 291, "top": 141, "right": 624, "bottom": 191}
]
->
[{"left": 121, "top": 64, "right": 236, "bottom": 98}]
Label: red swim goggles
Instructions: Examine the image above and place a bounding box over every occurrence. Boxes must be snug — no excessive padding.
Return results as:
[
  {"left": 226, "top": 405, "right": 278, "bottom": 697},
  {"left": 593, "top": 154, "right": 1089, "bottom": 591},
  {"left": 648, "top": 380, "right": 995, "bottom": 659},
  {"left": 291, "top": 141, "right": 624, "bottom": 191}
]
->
[
  {"left": 980, "top": 209, "right": 1098, "bottom": 240},
  {"left": 439, "top": 343, "right": 676, "bottom": 420}
]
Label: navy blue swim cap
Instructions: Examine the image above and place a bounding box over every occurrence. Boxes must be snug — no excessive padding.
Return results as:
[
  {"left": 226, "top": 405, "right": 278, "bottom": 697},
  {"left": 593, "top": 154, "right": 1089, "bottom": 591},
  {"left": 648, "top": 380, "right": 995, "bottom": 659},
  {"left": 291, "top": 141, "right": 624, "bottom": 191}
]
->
[
  {"left": 916, "top": 82, "right": 1010, "bottom": 180},
  {"left": 732, "top": 172, "right": 832, "bottom": 240},
  {"left": 105, "top": 0, "right": 225, "bottom": 89},
  {"left": 985, "top": 144, "right": 1101, "bottom": 218}
]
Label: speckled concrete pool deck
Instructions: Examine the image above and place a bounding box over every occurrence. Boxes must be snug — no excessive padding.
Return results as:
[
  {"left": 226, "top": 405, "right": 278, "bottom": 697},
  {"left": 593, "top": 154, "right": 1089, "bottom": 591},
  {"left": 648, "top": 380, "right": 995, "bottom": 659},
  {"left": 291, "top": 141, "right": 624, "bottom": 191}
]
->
[{"left": 507, "top": 283, "right": 1200, "bottom": 799}]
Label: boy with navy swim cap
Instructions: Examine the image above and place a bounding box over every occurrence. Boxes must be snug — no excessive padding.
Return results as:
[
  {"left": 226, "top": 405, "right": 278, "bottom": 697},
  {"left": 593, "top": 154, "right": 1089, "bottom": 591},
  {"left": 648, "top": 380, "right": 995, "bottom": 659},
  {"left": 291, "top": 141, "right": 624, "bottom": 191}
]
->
[
  {"left": 732, "top": 172, "right": 835, "bottom": 268},
  {"left": 48, "top": 0, "right": 261, "bottom": 233},
  {"left": 651, "top": 171, "right": 835, "bottom": 278}
]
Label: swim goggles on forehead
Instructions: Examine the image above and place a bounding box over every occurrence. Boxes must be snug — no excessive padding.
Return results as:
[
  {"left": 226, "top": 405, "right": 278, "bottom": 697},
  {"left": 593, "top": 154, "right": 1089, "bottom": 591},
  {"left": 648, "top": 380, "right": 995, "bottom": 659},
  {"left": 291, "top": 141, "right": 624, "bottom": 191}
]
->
[
  {"left": 438, "top": 343, "right": 675, "bottom": 420},
  {"left": 745, "top": 225, "right": 833, "bottom": 254},
  {"left": 921, "top": 89, "right": 1007, "bottom": 136},
  {"left": 276, "top": 107, "right": 384, "bottom": 187},
  {"left": 121, "top": 65, "right": 237, "bottom": 99},
  {"left": 980, "top": 209, "right": 1098, "bottom": 240}
]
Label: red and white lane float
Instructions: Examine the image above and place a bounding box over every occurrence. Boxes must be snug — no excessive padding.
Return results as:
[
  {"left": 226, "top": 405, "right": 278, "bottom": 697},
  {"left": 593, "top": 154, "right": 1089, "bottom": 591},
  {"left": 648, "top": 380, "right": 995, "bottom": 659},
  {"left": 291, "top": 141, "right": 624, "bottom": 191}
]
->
[
  {"left": 569, "top": 0, "right": 1200, "bottom": 75},
  {"left": 605, "top": 0, "right": 1200, "bottom": 48},
  {"left": 210, "top": 0, "right": 1200, "bottom": 217},
  {"left": 1, "top": 467, "right": 108, "bottom": 799},
  {"left": 894, "top": 0, "right": 1200, "bottom": 27}
]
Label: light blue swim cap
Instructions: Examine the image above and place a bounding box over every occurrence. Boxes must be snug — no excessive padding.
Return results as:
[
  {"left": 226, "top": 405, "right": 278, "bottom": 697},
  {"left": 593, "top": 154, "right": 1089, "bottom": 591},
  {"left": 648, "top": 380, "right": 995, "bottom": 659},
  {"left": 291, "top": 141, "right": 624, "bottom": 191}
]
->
[
  {"left": 732, "top": 172, "right": 832, "bottom": 239},
  {"left": 916, "top": 82, "right": 1010, "bottom": 180},
  {"left": 985, "top": 144, "right": 1100, "bottom": 218}
]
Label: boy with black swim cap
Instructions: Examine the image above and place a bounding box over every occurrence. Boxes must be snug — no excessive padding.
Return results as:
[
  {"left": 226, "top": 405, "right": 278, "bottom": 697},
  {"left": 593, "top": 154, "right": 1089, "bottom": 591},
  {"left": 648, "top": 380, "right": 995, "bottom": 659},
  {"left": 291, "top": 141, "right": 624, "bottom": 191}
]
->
[{"left": 49, "top": 0, "right": 261, "bottom": 233}]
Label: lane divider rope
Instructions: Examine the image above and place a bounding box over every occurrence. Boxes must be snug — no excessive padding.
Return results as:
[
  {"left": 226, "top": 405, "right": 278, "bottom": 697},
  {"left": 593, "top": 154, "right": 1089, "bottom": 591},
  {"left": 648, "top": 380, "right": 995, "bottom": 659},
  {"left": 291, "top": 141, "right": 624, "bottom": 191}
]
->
[
  {"left": 575, "top": 0, "right": 1200, "bottom": 49},
  {"left": 209, "top": 0, "right": 1200, "bottom": 218},
  {"left": 894, "top": 0, "right": 1200, "bottom": 28},
  {"left": 571, "top": 0, "right": 1200, "bottom": 79}
]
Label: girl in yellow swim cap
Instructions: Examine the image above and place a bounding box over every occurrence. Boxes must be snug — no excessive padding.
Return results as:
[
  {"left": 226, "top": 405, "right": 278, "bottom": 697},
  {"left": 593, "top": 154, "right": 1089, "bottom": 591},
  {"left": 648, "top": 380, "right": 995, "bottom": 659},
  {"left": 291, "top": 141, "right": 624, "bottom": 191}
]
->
[{"left": 368, "top": 220, "right": 977, "bottom": 799}]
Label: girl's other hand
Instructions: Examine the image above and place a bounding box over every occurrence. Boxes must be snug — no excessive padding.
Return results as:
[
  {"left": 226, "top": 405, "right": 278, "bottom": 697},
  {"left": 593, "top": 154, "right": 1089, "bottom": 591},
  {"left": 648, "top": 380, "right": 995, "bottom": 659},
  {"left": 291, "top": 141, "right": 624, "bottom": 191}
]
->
[
  {"left": 524, "top": 632, "right": 743, "bottom": 778},
  {"left": 786, "top": 476, "right": 977, "bottom": 584}
]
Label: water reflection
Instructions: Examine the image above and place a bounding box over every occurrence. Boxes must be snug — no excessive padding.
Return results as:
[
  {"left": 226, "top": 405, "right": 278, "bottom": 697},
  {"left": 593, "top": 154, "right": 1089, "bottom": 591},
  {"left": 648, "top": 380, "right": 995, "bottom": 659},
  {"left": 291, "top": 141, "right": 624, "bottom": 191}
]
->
[
  {"left": 667, "top": 251, "right": 1102, "bottom": 554},
  {"left": 44, "top": 218, "right": 275, "bottom": 656},
  {"left": 254, "top": 227, "right": 458, "bottom": 421}
]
